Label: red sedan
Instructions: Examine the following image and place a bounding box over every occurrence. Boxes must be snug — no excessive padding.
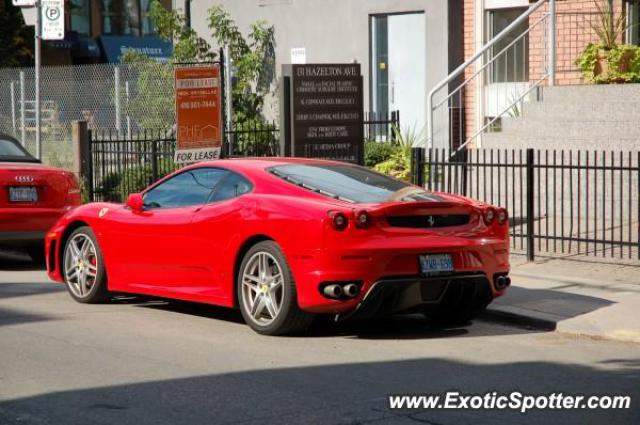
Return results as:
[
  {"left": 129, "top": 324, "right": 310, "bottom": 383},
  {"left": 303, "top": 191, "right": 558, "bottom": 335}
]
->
[
  {"left": 0, "top": 134, "right": 81, "bottom": 262},
  {"left": 46, "top": 158, "right": 510, "bottom": 335}
]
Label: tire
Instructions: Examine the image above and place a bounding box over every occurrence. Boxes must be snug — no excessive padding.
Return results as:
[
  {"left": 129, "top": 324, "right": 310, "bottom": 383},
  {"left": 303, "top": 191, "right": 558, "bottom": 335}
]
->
[
  {"left": 237, "top": 241, "right": 314, "bottom": 336},
  {"left": 26, "top": 244, "right": 46, "bottom": 264},
  {"left": 423, "top": 280, "right": 491, "bottom": 325},
  {"left": 62, "top": 226, "right": 110, "bottom": 304}
]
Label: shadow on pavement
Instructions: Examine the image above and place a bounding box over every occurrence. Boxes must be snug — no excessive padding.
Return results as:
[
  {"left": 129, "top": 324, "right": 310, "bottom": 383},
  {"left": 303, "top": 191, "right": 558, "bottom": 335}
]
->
[
  {"left": 492, "top": 285, "right": 614, "bottom": 323},
  {"left": 0, "top": 306, "right": 58, "bottom": 328},
  {"left": 127, "top": 297, "right": 543, "bottom": 340},
  {"left": 0, "top": 358, "right": 638, "bottom": 425},
  {"left": 0, "top": 250, "right": 45, "bottom": 272}
]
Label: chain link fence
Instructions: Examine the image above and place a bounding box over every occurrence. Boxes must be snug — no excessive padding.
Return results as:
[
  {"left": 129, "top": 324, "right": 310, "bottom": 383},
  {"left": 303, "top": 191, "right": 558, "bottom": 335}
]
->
[{"left": 0, "top": 62, "right": 175, "bottom": 170}]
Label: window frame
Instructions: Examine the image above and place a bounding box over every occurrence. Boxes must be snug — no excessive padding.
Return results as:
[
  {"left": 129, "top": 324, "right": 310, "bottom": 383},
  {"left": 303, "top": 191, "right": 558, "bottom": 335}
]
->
[{"left": 141, "top": 166, "right": 253, "bottom": 210}]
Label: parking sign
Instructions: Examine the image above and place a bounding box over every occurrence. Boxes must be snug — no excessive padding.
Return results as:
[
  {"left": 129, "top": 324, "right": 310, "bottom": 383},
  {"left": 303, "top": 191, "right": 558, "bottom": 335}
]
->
[
  {"left": 13, "top": 0, "right": 36, "bottom": 6},
  {"left": 42, "top": 0, "right": 64, "bottom": 40}
]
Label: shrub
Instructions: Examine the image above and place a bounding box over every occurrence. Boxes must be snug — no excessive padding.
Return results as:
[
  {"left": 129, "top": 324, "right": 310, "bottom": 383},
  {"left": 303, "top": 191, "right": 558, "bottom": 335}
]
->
[{"left": 364, "top": 141, "right": 397, "bottom": 167}]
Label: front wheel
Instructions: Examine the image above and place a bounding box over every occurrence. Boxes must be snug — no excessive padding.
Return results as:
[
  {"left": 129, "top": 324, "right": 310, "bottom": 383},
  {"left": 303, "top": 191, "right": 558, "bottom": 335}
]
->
[
  {"left": 62, "top": 226, "right": 110, "bottom": 303},
  {"left": 237, "top": 241, "right": 314, "bottom": 336}
]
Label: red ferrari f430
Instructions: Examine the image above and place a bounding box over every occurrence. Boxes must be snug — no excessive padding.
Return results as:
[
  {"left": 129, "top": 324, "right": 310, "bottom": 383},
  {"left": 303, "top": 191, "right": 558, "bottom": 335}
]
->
[{"left": 46, "top": 158, "right": 510, "bottom": 335}]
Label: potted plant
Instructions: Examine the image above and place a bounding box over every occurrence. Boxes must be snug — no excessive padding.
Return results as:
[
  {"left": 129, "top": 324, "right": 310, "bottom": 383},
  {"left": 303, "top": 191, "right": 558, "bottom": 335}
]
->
[{"left": 576, "top": 1, "right": 640, "bottom": 83}]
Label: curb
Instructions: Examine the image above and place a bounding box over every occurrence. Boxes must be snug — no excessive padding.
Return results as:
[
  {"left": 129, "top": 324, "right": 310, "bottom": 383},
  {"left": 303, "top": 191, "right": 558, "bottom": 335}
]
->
[{"left": 481, "top": 307, "right": 558, "bottom": 331}]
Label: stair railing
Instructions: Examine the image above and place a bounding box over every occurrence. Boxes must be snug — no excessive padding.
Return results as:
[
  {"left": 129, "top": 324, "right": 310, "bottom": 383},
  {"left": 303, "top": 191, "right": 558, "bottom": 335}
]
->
[{"left": 426, "top": 0, "right": 556, "bottom": 153}]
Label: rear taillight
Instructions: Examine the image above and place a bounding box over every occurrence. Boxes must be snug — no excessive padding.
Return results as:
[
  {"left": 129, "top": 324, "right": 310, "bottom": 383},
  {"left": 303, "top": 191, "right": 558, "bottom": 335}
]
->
[
  {"left": 497, "top": 208, "right": 508, "bottom": 224},
  {"left": 355, "top": 210, "right": 373, "bottom": 229},
  {"left": 65, "top": 173, "right": 82, "bottom": 206},
  {"left": 483, "top": 208, "right": 495, "bottom": 224},
  {"left": 329, "top": 211, "right": 348, "bottom": 231}
]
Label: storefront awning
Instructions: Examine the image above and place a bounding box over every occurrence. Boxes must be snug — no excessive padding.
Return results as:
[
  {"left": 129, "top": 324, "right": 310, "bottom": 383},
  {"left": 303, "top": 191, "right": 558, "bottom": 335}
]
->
[{"left": 98, "top": 35, "right": 173, "bottom": 63}]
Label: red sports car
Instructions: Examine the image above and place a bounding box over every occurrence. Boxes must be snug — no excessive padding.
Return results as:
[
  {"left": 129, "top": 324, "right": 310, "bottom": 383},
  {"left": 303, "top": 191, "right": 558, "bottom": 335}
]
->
[
  {"left": 46, "top": 158, "right": 510, "bottom": 335},
  {"left": 0, "top": 134, "right": 81, "bottom": 262}
]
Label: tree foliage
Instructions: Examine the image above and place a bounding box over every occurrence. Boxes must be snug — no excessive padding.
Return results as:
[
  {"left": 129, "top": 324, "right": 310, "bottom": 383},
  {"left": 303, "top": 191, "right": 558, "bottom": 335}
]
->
[
  {"left": 123, "top": 1, "right": 276, "bottom": 130},
  {"left": 0, "top": 1, "right": 34, "bottom": 67}
]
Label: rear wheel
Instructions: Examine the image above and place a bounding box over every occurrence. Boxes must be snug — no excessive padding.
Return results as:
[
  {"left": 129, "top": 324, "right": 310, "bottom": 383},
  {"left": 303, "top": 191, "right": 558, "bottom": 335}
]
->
[
  {"left": 62, "top": 226, "right": 109, "bottom": 304},
  {"left": 237, "top": 241, "right": 314, "bottom": 336}
]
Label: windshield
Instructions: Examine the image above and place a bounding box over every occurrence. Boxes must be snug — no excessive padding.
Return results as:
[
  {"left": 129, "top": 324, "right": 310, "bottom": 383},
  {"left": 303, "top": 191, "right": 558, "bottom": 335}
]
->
[
  {"left": 0, "top": 137, "right": 37, "bottom": 162},
  {"left": 270, "top": 163, "right": 442, "bottom": 203}
]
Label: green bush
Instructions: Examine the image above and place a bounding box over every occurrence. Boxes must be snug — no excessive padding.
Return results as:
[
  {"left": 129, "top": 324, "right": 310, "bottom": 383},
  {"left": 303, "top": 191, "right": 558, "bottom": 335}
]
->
[
  {"left": 373, "top": 146, "right": 412, "bottom": 182},
  {"left": 576, "top": 43, "right": 640, "bottom": 84},
  {"left": 364, "top": 141, "right": 398, "bottom": 167}
]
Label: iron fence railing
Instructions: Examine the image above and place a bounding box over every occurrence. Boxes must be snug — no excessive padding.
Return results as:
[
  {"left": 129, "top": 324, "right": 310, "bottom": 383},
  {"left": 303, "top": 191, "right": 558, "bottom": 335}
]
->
[{"left": 411, "top": 148, "right": 640, "bottom": 262}]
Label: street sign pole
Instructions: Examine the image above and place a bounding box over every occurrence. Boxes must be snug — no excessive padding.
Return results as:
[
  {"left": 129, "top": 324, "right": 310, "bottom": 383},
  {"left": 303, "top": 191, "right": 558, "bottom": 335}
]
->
[{"left": 35, "top": 0, "right": 41, "bottom": 159}]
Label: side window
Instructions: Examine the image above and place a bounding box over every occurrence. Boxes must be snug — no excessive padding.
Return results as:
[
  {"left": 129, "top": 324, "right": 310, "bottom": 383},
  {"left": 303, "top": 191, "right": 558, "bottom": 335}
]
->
[
  {"left": 143, "top": 168, "right": 228, "bottom": 209},
  {"left": 210, "top": 172, "right": 253, "bottom": 202}
]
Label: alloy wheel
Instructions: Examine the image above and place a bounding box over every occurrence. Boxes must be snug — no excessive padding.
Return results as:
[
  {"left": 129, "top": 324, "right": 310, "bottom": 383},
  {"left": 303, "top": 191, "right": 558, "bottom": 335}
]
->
[
  {"left": 64, "top": 233, "right": 99, "bottom": 298},
  {"left": 241, "top": 251, "right": 284, "bottom": 326}
]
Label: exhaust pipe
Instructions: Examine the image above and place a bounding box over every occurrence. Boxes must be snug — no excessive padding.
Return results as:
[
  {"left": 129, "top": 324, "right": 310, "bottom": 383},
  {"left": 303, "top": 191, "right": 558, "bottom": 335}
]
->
[
  {"left": 495, "top": 275, "right": 511, "bottom": 290},
  {"left": 343, "top": 283, "right": 360, "bottom": 298},
  {"left": 323, "top": 284, "right": 343, "bottom": 299}
]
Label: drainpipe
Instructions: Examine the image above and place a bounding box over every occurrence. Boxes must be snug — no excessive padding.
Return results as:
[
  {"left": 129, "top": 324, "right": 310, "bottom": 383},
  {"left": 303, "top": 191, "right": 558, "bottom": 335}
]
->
[
  {"left": 548, "top": 0, "right": 556, "bottom": 86},
  {"left": 184, "top": 0, "right": 191, "bottom": 28}
]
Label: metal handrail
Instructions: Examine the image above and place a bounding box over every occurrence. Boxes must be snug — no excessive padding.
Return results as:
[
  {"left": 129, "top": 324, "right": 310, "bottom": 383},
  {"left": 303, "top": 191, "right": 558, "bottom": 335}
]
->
[{"left": 426, "top": 0, "right": 556, "bottom": 148}]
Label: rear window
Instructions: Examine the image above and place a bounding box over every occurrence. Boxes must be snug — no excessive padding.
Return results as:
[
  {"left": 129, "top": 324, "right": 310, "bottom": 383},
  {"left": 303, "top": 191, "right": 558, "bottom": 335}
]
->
[
  {"left": 0, "top": 138, "right": 36, "bottom": 161},
  {"left": 270, "top": 163, "right": 441, "bottom": 203}
]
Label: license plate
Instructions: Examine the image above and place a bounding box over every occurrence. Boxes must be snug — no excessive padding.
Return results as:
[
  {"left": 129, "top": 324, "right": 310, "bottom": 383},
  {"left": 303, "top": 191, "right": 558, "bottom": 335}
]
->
[
  {"left": 419, "top": 254, "right": 454, "bottom": 274},
  {"left": 9, "top": 186, "right": 38, "bottom": 203}
]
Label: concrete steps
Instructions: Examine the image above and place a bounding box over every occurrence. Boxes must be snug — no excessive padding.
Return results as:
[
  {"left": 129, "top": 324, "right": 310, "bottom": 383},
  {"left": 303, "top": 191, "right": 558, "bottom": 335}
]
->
[{"left": 482, "top": 84, "right": 640, "bottom": 150}]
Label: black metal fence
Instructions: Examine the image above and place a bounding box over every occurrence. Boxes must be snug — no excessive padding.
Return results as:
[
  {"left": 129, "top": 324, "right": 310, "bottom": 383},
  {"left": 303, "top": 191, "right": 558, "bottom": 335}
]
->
[
  {"left": 411, "top": 148, "right": 640, "bottom": 262},
  {"left": 364, "top": 110, "right": 400, "bottom": 142},
  {"left": 88, "top": 128, "right": 179, "bottom": 202},
  {"left": 88, "top": 112, "right": 400, "bottom": 202}
]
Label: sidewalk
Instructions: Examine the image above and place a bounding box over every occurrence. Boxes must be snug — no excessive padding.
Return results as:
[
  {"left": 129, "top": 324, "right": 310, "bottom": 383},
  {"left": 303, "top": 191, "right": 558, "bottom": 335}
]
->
[{"left": 484, "top": 255, "right": 640, "bottom": 343}]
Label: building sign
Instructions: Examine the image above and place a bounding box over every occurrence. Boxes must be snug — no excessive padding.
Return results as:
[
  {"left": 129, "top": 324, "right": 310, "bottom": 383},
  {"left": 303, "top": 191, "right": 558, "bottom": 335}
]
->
[
  {"left": 291, "top": 48, "right": 306, "bottom": 64},
  {"left": 290, "top": 64, "right": 364, "bottom": 163},
  {"left": 174, "top": 66, "right": 223, "bottom": 164},
  {"left": 13, "top": 0, "right": 36, "bottom": 7},
  {"left": 41, "top": 0, "right": 64, "bottom": 40},
  {"left": 99, "top": 36, "right": 173, "bottom": 63}
]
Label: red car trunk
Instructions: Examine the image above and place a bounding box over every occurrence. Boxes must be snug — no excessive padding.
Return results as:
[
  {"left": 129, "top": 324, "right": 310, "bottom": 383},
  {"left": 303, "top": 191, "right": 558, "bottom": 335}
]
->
[{"left": 0, "top": 162, "right": 79, "bottom": 233}]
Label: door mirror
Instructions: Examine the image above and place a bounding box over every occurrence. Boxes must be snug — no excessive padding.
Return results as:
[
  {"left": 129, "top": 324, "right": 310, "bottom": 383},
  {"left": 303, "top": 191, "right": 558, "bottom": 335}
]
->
[{"left": 126, "top": 193, "right": 144, "bottom": 212}]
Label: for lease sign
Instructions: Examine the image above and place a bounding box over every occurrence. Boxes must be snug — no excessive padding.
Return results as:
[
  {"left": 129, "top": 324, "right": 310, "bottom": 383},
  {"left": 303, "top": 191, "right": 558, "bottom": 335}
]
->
[{"left": 174, "top": 66, "right": 223, "bottom": 164}]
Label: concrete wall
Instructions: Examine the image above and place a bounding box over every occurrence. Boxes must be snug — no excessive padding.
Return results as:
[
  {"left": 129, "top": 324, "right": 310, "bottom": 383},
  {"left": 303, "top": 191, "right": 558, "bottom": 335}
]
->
[{"left": 176, "top": 0, "right": 451, "bottom": 124}]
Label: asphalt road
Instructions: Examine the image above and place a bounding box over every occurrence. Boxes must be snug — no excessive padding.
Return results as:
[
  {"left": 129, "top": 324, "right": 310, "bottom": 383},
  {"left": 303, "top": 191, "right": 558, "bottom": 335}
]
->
[{"left": 0, "top": 250, "right": 638, "bottom": 425}]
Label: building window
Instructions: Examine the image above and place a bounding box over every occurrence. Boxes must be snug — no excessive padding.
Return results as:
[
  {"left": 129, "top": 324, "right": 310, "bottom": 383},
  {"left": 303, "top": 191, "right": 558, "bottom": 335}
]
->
[
  {"left": 140, "top": 0, "right": 156, "bottom": 35},
  {"left": 485, "top": 8, "right": 529, "bottom": 83},
  {"left": 101, "top": 0, "right": 142, "bottom": 35},
  {"left": 70, "top": 0, "right": 91, "bottom": 35}
]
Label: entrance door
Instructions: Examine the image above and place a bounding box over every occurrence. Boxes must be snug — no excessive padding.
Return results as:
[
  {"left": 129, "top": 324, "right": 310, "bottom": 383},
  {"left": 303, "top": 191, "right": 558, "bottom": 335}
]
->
[{"left": 371, "top": 12, "right": 426, "bottom": 139}]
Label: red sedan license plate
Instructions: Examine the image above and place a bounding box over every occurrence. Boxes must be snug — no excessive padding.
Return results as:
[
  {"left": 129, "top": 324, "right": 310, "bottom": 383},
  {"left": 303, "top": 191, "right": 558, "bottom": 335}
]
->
[
  {"left": 419, "top": 254, "right": 454, "bottom": 274},
  {"left": 9, "top": 186, "right": 38, "bottom": 203}
]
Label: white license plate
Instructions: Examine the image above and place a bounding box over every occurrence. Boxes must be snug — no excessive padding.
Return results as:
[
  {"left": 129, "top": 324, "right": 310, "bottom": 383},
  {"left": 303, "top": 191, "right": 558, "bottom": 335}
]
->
[
  {"left": 9, "top": 186, "right": 38, "bottom": 203},
  {"left": 419, "top": 254, "right": 454, "bottom": 274}
]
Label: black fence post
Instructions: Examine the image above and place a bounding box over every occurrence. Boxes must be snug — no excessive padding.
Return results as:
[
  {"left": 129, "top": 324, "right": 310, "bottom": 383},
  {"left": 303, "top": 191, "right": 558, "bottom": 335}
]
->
[
  {"left": 411, "top": 147, "right": 425, "bottom": 187},
  {"left": 151, "top": 136, "right": 159, "bottom": 184},
  {"left": 526, "top": 148, "right": 535, "bottom": 261}
]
